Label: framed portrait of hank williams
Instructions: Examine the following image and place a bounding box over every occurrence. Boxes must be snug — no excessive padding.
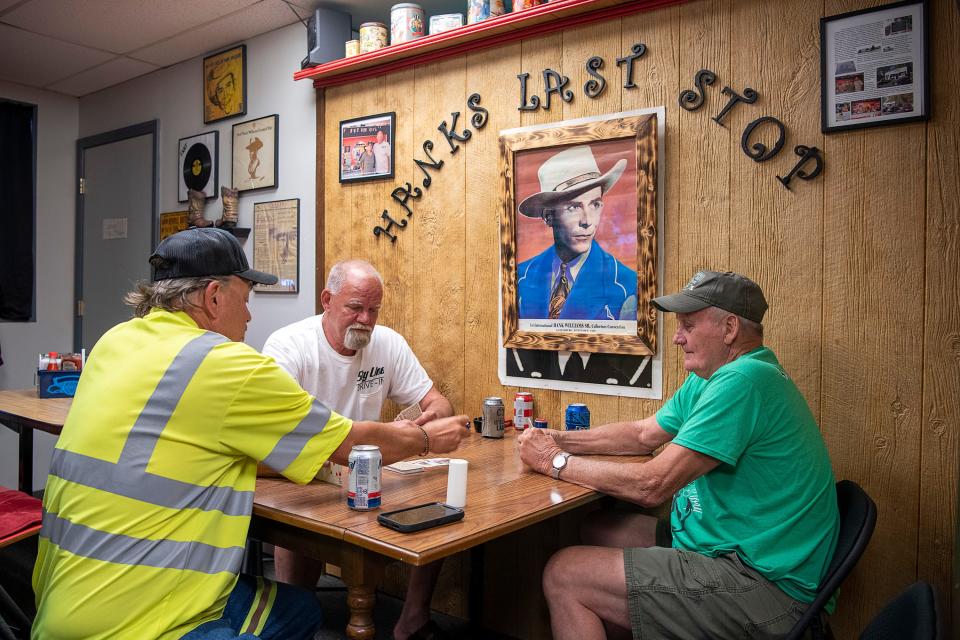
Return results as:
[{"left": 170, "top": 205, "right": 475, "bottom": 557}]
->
[{"left": 499, "top": 108, "right": 661, "bottom": 356}]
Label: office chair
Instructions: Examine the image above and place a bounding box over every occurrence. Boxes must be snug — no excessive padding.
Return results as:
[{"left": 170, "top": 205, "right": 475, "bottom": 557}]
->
[
  {"left": 859, "top": 581, "right": 939, "bottom": 640},
  {"left": 783, "top": 480, "right": 878, "bottom": 640}
]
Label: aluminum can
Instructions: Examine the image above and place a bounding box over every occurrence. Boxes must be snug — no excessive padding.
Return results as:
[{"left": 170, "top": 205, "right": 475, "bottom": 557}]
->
[
  {"left": 359, "top": 22, "right": 388, "bottom": 54},
  {"left": 564, "top": 403, "right": 590, "bottom": 431},
  {"left": 391, "top": 3, "right": 425, "bottom": 44},
  {"left": 345, "top": 39, "right": 361, "bottom": 58},
  {"left": 347, "top": 445, "right": 382, "bottom": 510},
  {"left": 467, "top": 0, "right": 505, "bottom": 24},
  {"left": 533, "top": 418, "right": 548, "bottom": 429},
  {"left": 512, "top": 0, "right": 541, "bottom": 10},
  {"left": 429, "top": 13, "right": 464, "bottom": 35},
  {"left": 513, "top": 392, "right": 533, "bottom": 431},
  {"left": 481, "top": 397, "right": 505, "bottom": 438}
]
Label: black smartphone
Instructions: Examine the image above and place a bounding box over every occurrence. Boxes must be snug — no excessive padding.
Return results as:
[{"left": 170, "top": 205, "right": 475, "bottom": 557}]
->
[{"left": 377, "top": 502, "right": 465, "bottom": 533}]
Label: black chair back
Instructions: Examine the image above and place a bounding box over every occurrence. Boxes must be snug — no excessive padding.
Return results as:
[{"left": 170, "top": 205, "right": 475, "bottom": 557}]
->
[
  {"left": 859, "top": 581, "right": 939, "bottom": 640},
  {"left": 783, "top": 480, "right": 878, "bottom": 640}
]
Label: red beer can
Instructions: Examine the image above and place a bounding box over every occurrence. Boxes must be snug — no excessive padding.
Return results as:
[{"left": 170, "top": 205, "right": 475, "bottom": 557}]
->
[{"left": 514, "top": 392, "right": 534, "bottom": 431}]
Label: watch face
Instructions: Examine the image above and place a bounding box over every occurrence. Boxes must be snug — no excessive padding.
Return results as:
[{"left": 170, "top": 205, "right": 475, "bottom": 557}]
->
[{"left": 552, "top": 453, "right": 567, "bottom": 469}]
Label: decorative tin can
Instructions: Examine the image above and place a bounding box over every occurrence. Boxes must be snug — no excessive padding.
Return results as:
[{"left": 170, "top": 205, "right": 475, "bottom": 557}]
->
[
  {"left": 359, "top": 22, "right": 388, "bottom": 54},
  {"left": 481, "top": 397, "right": 505, "bottom": 438},
  {"left": 514, "top": 392, "right": 533, "bottom": 431},
  {"left": 512, "top": 0, "right": 541, "bottom": 10},
  {"left": 429, "top": 13, "right": 464, "bottom": 35},
  {"left": 345, "top": 39, "right": 361, "bottom": 58},
  {"left": 467, "top": 0, "right": 505, "bottom": 24},
  {"left": 533, "top": 418, "right": 549, "bottom": 429},
  {"left": 391, "top": 3, "right": 425, "bottom": 44},
  {"left": 564, "top": 403, "right": 590, "bottom": 431},
  {"left": 347, "top": 445, "right": 382, "bottom": 510}
]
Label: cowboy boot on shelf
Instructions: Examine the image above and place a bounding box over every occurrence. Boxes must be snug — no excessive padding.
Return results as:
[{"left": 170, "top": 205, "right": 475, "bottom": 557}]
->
[
  {"left": 187, "top": 189, "right": 212, "bottom": 228},
  {"left": 216, "top": 186, "right": 238, "bottom": 229}
]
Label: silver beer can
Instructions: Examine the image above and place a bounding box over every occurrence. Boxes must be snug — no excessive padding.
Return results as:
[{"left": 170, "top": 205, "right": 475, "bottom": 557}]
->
[
  {"left": 347, "top": 445, "right": 382, "bottom": 510},
  {"left": 481, "top": 397, "right": 505, "bottom": 438}
]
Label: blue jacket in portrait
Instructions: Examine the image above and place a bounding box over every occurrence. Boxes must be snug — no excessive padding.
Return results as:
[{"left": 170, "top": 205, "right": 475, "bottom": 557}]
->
[{"left": 517, "top": 240, "right": 637, "bottom": 320}]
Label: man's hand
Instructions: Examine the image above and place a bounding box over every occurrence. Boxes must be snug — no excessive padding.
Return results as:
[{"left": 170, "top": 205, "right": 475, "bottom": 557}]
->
[
  {"left": 421, "top": 414, "right": 470, "bottom": 454},
  {"left": 518, "top": 428, "right": 565, "bottom": 476},
  {"left": 413, "top": 410, "right": 438, "bottom": 426}
]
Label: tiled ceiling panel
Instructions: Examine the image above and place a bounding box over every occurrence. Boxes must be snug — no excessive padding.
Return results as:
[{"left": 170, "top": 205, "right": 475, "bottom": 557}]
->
[
  {"left": 0, "top": 23, "right": 114, "bottom": 87},
  {"left": 132, "top": 0, "right": 304, "bottom": 67},
  {"left": 47, "top": 56, "right": 160, "bottom": 96},
  {"left": 2, "top": 0, "right": 260, "bottom": 54}
]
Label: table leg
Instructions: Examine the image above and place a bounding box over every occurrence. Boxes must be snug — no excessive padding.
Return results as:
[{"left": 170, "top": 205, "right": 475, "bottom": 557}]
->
[
  {"left": 19, "top": 425, "right": 33, "bottom": 496},
  {"left": 339, "top": 546, "right": 386, "bottom": 640},
  {"left": 345, "top": 583, "right": 377, "bottom": 640}
]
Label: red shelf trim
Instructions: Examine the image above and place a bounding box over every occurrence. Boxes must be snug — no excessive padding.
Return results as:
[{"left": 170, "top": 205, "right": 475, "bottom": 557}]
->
[{"left": 295, "top": 0, "right": 688, "bottom": 89}]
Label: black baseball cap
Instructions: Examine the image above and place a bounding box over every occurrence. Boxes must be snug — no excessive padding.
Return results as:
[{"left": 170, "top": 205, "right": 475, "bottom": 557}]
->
[
  {"left": 150, "top": 228, "right": 278, "bottom": 285},
  {"left": 652, "top": 271, "right": 767, "bottom": 323}
]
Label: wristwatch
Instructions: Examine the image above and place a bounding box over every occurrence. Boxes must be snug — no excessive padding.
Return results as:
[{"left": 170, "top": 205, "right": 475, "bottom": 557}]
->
[{"left": 551, "top": 451, "right": 572, "bottom": 479}]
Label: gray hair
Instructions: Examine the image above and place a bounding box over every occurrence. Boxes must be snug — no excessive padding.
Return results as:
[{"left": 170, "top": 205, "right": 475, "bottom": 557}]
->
[
  {"left": 124, "top": 276, "right": 229, "bottom": 318},
  {"left": 709, "top": 306, "right": 764, "bottom": 339},
  {"left": 325, "top": 259, "right": 383, "bottom": 294}
]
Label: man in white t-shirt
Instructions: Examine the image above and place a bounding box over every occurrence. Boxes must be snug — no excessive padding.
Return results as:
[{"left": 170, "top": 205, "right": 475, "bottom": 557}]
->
[
  {"left": 373, "top": 129, "right": 391, "bottom": 175},
  {"left": 263, "top": 259, "right": 452, "bottom": 640}
]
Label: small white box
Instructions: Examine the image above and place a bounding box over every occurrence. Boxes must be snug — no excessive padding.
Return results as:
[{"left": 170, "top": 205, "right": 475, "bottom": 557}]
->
[{"left": 429, "top": 13, "right": 464, "bottom": 35}]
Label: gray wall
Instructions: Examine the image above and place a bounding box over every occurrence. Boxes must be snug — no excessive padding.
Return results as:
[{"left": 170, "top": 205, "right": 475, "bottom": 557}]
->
[
  {"left": 0, "top": 81, "right": 78, "bottom": 489},
  {"left": 0, "top": 22, "right": 317, "bottom": 489}
]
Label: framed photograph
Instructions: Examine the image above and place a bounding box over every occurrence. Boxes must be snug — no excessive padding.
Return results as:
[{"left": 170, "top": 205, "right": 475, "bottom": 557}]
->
[
  {"left": 500, "top": 347, "right": 663, "bottom": 399},
  {"left": 159, "top": 210, "right": 189, "bottom": 240},
  {"left": 499, "top": 109, "right": 660, "bottom": 356},
  {"left": 203, "top": 45, "right": 246, "bottom": 124},
  {"left": 232, "top": 114, "right": 278, "bottom": 194},
  {"left": 177, "top": 131, "right": 218, "bottom": 203},
  {"left": 339, "top": 112, "right": 395, "bottom": 183},
  {"left": 253, "top": 198, "right": 299, "bottom": 292},
  {"left": 820, "top": 0, "right": 928, "bottom": 133}
]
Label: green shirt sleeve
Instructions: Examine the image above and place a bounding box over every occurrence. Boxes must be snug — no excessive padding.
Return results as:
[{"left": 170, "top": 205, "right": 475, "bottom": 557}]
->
[{"left": 670, "top": 369, "right": 763, "bottom": 466}]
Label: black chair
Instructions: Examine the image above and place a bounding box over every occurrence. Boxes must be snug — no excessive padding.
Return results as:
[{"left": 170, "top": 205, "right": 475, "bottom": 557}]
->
[
  {"left": 859, "top": 581, "right": 939, "bottom": 640},
  {"left": 784, "top": 480, "right": 878, "bottom": 640}
]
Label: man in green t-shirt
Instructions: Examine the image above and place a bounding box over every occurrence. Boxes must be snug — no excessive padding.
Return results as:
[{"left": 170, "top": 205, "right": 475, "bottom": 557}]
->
[{"left": 518, "top": 270, "right": 839, "bottom": 640}]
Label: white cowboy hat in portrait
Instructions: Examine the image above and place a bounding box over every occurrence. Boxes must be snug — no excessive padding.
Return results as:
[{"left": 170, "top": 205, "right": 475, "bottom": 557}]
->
[{"left": 518, "top": 144, "right": 627, "bottom": 218}]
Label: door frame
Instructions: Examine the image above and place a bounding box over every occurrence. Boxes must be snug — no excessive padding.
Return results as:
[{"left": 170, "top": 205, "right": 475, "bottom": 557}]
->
[{"left": 74, "top": 120, "right": 159, "bottom": 351}]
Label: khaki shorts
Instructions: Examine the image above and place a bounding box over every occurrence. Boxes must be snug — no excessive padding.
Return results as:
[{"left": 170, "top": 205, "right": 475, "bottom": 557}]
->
[{"left": 624, "top": 544, "right": 807, "bottom": 640}]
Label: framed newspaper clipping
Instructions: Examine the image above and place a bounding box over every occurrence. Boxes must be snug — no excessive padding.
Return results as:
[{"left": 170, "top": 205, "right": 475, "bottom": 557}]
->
[
  {"left": 253, "top": 198, "right": 299, "bottom": 292},
  {"left": 820, "top": 0, "right": 929, "bottom": 133}
]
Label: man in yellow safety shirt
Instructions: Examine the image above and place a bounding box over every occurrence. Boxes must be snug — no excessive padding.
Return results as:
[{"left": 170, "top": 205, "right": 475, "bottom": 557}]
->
[{"left": 31, "top": 227, "right": 468, "bottom": 640}]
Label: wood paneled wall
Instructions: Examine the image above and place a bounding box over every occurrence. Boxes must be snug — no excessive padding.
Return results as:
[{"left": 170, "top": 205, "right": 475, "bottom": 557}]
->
[{"left": 317, "top": 0, "right": 959, "bottom": 635}]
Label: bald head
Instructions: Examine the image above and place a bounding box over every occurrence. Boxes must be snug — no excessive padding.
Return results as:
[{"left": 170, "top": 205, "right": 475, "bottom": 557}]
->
[
  {"left": 321, "top": 260, "right": 384, "bottom": 355},
  {"left": 325, "top": 259, "right": 383, "bottom": 295}
]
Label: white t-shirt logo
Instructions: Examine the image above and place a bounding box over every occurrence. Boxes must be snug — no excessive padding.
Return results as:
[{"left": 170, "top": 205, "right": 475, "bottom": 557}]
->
[{"left": 357, "top": 365, "right": 386, "bottom": 393}]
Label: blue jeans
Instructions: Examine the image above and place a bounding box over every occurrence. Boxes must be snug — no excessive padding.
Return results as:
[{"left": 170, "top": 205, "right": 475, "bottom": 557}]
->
[{"left": 181, "top": 574, "right": 322, "bottom": 639}]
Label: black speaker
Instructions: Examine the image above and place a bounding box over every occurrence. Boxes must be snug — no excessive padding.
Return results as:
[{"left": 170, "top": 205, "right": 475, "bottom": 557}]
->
[{"left": 306, "top": 7, "right": 352, "bottom": 67}]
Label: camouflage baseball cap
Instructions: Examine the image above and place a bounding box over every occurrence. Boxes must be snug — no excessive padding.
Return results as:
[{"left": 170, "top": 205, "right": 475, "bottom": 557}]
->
[{"left": 652, "top": 271, "right": 767, "bottom": 323}]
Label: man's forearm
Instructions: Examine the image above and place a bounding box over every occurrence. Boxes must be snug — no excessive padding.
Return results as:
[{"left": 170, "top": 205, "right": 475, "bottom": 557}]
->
[
  {"left": 329, "top": 421, "right": 427, "bottom": 466},
  {"left": 560, "top": 456, "right": 668, "bottom": 508},
  {"left": 556, "top": 421, "right": 656, "bottom": 456}
]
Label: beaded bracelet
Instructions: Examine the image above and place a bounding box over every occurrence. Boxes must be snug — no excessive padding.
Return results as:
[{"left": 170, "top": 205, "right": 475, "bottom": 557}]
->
[{"left": 416, "top": 425, "right": 429, "bottom": 456}]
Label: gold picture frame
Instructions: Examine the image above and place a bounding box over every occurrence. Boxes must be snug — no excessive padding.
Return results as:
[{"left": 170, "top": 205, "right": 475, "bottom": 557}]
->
[
  {"left": 203, "top": 45, "right": 247, "bottom": 124},
  {"left": 499, "top": 111, "right": 658, "bottom": 356}
]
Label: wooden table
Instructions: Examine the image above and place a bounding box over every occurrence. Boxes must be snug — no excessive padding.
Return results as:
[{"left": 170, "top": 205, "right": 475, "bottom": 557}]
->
[
  {"left": 0, "top": 389, "right": 71, "bottom": 494},
  {"left": 253, "top": 428, "right": 646, "bottom": 640},
  {"left": 0, "top": 389, "right": 642, "bottom": 639}
]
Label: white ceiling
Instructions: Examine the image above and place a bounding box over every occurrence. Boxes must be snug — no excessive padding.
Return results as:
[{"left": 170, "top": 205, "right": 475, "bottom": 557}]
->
[{"left": 0, "top": 0, "right": 463, "bottom": 97}]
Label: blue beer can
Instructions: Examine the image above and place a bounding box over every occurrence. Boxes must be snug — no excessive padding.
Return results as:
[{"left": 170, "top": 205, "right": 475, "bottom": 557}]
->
[
  {"left": 564, "top": 403, "right": 590, "bottom": 430},
  {"left": 533, "top": 418, "right": 548, "bottom": 429}
]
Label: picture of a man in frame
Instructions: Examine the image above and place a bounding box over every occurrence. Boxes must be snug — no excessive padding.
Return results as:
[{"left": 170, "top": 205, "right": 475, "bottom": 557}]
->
[{"left": 515, "top": 142, "right": 638, "bottom": 323}]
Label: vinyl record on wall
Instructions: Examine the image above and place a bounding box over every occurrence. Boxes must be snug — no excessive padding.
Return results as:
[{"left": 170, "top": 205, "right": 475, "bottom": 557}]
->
[
  {"left": 182, "top": 143, "right": 212, "bottom": 191},
  {"left": 177, "top": 131, "right": 219, "bottom": 202}
]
